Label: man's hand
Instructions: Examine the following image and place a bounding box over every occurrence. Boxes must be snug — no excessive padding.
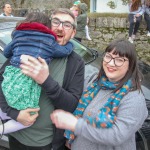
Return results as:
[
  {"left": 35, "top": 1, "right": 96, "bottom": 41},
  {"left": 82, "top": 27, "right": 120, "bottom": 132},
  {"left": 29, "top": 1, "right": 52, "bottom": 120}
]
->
[
  {"left": 50, "top": 109, "right": 78, "bottom": 132},
  {"left": 17, "top": 108, "right": 40, "bottom": 126},
  {"left": 20, "top": 55, "right": 49, "bottom": 84}
]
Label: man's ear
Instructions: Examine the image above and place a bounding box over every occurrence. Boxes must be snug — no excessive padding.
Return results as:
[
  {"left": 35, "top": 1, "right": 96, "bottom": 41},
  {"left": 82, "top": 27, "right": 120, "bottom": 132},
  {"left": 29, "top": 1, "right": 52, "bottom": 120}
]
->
[{"left": 71, "top": 29, "right": 76, "bottom": 38}]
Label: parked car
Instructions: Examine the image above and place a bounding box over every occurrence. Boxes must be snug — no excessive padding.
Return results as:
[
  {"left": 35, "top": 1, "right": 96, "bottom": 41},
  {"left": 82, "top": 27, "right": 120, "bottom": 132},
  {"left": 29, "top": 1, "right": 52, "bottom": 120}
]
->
[{"left": 0, "top": 17, "right": 150, "bottom": 150}]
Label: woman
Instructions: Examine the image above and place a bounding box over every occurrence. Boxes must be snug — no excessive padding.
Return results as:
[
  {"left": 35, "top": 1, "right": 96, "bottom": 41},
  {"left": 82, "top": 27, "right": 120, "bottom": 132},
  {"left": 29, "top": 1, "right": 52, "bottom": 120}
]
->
[
  {"left": 51, "top": 39, "right": 148, "bottom": 150},
  {"left": 128, "top": 0, "right": 145, "bottom": 43},
  {"left": 144, "top": 0, "right": 150, "bottom": 36}
]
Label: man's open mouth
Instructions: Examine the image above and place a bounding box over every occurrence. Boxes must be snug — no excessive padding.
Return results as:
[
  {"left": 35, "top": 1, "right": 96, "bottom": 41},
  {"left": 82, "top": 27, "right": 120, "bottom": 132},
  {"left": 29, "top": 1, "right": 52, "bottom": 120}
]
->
[{"left": 57, "top": 35, "right": 63, "bottom": 39}]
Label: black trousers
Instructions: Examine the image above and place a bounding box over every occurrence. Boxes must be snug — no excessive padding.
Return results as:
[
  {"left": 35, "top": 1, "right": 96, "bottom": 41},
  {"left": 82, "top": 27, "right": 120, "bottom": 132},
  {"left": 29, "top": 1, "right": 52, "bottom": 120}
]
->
[
  {"left": 9, "top": 135, "right": 52, "bottom": 150},
  {"left": 144, "top": 13, "right": 150, "bottom": 32},
  {"left": 128, "top": 14, "right": 142, "bottom": 37}
]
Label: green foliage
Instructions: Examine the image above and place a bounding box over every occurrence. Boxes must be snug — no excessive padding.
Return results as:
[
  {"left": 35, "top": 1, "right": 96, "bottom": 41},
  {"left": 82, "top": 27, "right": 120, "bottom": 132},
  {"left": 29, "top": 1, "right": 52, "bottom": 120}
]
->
[
  {"left": 122, "top": 0, "right": 129, "bottom": 5},
  {"left": 10, "top": 0, "right": 26, "bottom": 8},
  {"left": 0, "top": 0, "right": 32, "bottom": 8},
  {"left": 107, "top": 1, "right": 116, "bottom": 9},
  {"left": 148, "top": 38, "right": 150, "bottom": 44},
  {"left": 26, "top": 0, "right": 32, "bottom": 8},
  {"left": 107, "top": 0, "right": 129, "bottom": 9}
]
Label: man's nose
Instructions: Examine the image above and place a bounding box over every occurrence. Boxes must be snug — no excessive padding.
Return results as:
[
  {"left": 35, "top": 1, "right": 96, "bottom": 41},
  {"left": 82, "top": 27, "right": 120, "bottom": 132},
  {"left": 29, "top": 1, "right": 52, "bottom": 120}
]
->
[{"left": 57, "top": 23, "right": 63, "bottom": 30}]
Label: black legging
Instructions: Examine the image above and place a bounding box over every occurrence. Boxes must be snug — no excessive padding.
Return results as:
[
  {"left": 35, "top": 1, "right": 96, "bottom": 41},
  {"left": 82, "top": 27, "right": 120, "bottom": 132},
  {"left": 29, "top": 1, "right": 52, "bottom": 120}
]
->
[
  {"left": 128, "top": 14, "right": 142, "bottom": 37},
  {"left": 144, "top": 13, "right": 150, "bottom": 32}
]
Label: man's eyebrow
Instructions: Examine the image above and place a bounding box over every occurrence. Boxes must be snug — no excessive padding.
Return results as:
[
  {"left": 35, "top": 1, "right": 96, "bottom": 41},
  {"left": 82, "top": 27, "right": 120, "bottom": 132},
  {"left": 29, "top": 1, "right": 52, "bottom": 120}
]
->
[
  {"left": 52, "top": 17, "right": 59, "bottom": 20},
  {"left": 52, "top": 17, "right": 73, "bottom": 24}
]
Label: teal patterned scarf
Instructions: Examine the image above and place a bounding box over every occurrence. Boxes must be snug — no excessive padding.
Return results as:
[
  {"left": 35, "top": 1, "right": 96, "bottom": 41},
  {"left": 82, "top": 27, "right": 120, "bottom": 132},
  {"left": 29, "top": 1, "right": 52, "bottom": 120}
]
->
[{"left": 64, "top": 76, "right": 132, "bottom": 143}]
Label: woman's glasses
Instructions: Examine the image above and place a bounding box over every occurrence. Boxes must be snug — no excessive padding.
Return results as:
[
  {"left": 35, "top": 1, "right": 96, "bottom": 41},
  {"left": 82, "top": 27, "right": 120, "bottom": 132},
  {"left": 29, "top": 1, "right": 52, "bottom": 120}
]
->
[{"left": 103, "top": 53, "right": 128, "bottom": 67}]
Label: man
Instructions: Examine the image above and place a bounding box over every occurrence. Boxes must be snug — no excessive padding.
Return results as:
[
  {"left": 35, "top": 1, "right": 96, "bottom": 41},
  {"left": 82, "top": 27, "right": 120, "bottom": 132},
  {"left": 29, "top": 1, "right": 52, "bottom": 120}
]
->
[
  {"left": 0, "top": 8, "right": 84, "bottom": 150},
  {"left": 0, "top": 3, "right": 13, "bottom": 17}
]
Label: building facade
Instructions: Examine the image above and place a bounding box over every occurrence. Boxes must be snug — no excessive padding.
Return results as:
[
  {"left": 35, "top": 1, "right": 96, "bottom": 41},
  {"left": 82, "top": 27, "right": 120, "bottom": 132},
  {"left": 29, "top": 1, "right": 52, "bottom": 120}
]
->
[{"left": 90, "top": 0, "right": 129, "bottom": 13}]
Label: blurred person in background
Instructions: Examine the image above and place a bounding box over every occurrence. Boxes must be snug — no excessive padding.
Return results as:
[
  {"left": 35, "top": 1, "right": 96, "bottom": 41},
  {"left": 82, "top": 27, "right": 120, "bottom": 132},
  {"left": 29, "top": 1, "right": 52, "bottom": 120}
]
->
[
  {"left": 70, "top": 5, "right": 80, "bottom": 18},
  {"left": 128, "top": 0, "right": 145, "bottom": 43},
  {"left": 73, "top": 2, "right": 88, "bottom": 42},
  {"left": 144, "top": 0, "right": 150, "bottom": 36},
  {"left": 0, "top": 3, "right": 13, "bottom": 17},
  {"left": 71, "top": 1, "right": 91, "bottom": 41}
]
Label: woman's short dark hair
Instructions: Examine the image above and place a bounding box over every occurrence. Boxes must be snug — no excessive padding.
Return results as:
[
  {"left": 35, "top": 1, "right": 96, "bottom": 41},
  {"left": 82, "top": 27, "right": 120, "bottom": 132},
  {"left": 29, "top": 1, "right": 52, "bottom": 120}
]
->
[
  {"left": 97, "top": 39, "right": 142, "bottom": 92},
  {"left": 17, "top": 12, "right": 51, "bottom": 28}
]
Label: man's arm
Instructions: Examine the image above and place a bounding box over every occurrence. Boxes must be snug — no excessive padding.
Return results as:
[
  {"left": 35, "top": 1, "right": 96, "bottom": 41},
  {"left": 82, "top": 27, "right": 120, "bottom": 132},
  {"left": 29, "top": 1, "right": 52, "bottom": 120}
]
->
[
  {"left": 0, "top": 59, "right": 19, "bottom": 120},
  {"left": 20, "top": 53, "right": 85, "bottom": 113},
  {"left": 42, "top": 53, "right": 85, "bottom": 112}
]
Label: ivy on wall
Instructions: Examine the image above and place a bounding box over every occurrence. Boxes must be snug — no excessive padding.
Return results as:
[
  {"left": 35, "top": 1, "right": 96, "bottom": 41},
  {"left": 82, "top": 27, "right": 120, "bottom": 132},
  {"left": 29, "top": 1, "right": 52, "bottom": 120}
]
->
[
  {"left": 107, "top": 1, "right": 116, "bottom": 9},
  {"left": 122, "top": 0, "right": 129, "bottom": 5},
  {"left": 107, "top": 0, "right": 129, "bottom": 9}
]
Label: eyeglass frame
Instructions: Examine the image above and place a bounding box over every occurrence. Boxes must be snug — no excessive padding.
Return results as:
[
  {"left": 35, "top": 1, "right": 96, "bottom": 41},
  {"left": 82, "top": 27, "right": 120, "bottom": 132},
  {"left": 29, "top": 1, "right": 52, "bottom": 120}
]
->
[
  {"left": 50, "top": 18, "right": 76, "bottom": 30},
  {"left": 103, "top": 52, "right": 129, "bottom": 67}
]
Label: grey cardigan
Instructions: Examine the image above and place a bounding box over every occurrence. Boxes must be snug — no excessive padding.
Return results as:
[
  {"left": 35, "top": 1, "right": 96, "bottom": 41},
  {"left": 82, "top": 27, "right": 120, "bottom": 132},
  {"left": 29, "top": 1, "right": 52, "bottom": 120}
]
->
[{"left": 71, "top": 89, "right": 148, "bottom": 150}]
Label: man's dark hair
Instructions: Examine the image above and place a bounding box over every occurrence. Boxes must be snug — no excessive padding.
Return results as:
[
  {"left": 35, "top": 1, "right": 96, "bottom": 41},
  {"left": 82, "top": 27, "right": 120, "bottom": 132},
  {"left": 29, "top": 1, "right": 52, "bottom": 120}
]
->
[{"left": 51, "top": 8, "right": 77, "bottom": 29}]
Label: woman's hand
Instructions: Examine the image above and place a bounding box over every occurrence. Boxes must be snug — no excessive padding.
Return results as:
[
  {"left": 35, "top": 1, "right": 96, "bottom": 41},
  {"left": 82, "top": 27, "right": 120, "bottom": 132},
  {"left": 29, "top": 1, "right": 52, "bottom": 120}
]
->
[
  {"left": 20, "top": 55, "right": 49, "bottom": 84},
  {"left": 135, "top": 14, "right": 141, "bottom": 17},
  {"left": 50, "top": 110, "right": 78, "bottom": 132}
]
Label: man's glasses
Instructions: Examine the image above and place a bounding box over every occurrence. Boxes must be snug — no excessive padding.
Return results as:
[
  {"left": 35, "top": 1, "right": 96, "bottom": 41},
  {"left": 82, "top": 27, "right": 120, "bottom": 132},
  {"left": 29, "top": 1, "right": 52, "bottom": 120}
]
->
[
  {"left": 103, "top": 53, "right": 128, "bottom": 67},
  {"left": 51, "top": 18, "right": 75, "bottom": 30}
]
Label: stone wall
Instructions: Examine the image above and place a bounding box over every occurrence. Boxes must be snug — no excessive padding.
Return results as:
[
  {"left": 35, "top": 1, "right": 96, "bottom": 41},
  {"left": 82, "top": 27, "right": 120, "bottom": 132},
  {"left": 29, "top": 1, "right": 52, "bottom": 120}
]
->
[{"left": 82, "top": 17, "right": 150, "bottom": 65}]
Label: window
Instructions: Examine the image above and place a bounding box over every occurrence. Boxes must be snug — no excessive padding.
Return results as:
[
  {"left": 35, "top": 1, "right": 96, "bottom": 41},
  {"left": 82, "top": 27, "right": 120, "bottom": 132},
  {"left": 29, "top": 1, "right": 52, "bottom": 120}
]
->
[{"left": 93, "top": 0, "right": 97, "bottom": 12}]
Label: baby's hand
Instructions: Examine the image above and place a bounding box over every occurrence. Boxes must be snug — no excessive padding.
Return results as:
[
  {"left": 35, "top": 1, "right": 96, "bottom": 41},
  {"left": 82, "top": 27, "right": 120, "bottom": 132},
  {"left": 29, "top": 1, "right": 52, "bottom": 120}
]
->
[{"left": 20, "top": 55, "right": 29, "bottom": 62}]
